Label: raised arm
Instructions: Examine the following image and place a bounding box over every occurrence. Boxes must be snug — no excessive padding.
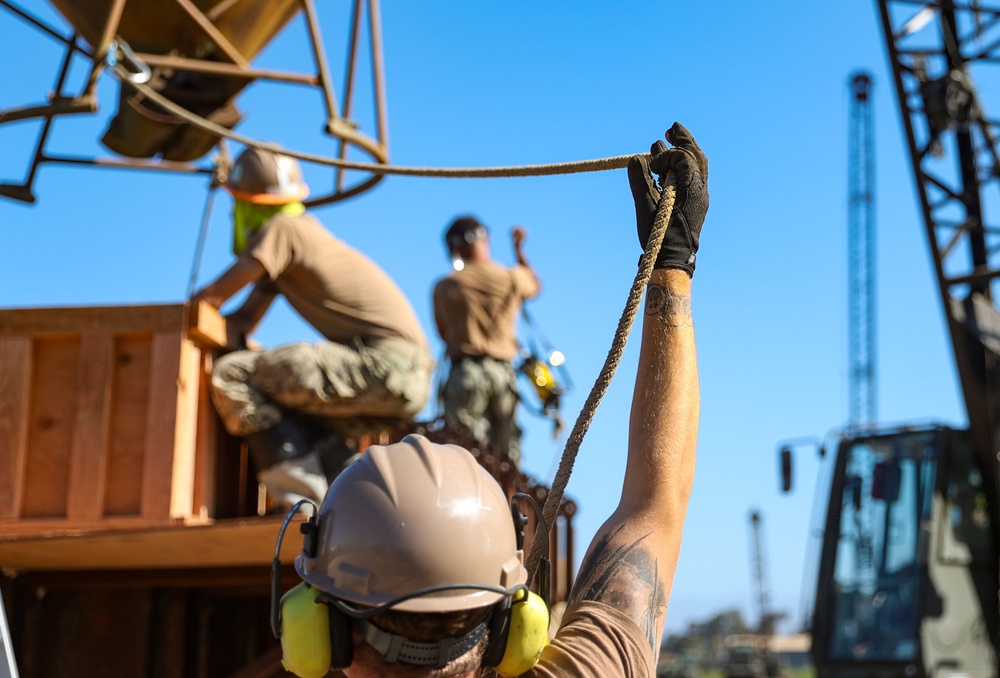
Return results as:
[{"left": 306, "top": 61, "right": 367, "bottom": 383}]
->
[
  {"left": 511, "top": 225, "right": 541, "bottom": 298},
  {"left": 569, "top": 123, "right": 708, "bottom": 658}
]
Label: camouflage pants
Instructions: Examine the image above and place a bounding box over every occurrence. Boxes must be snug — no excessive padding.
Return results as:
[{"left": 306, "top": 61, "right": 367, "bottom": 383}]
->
[
  {"left": 442, "top": 357, "right": 522, "bottom": 465},
  {"left": 211, "top": 336, "right": 433, "bottom": 436}
]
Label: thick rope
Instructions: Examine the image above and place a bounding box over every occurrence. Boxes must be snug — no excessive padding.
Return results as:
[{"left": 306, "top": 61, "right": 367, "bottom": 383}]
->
[
  {"left": 112, "top": 64, "right": 632, "bottom": 178},
  {"left": 523, "top": 177, "right": 677, "bottom": 585},
  {"left": 110, "top": 62, "right": 683, "bottom": 595}
]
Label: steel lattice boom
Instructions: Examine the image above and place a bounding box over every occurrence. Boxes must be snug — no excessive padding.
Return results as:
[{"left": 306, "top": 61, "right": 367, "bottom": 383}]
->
[
  {"left": 848, "top": 71, "right": 877, "bottom": 431},
  {"left": 878, "top": 0, "right": 1000, "bottom": 480}
]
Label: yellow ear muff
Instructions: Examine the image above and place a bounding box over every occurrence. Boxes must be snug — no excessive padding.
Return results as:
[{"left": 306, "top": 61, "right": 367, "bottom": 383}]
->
[
  {"left": 279, "top": 583, "right": 332, "bottom": 678},
  {"left": 494, "top": 590, "right": 550, "bottom": 677}
]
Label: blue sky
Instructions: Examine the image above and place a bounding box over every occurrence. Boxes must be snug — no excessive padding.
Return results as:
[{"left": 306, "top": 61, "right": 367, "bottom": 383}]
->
[{"left": 0, "top": 1, "right": 966, "bottom": 637}]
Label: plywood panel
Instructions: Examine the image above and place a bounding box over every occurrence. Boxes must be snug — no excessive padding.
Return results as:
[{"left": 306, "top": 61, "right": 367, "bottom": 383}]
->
[
  {"left": 67, "top": 334, "right": 114, "bottom": 519},
  {"left": 22, "top": 338, "right": 78, "bottom": 518},
  {"left": 141, "top": 332, "right": 183, "bottom": 517},
  {"left": 0, "top": 337, "right": 32, "bottom": 518},
  {"left": 105, "top": 335, "right": 153, "bottom": 516},
  {"left": 1, "top": 303, "right": 242, "bottom": 532}
]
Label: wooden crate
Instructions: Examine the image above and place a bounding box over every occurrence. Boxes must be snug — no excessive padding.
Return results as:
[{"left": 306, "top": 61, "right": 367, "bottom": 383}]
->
[{"left": 0, "top": 302, "right": 234, "bottom": 535}]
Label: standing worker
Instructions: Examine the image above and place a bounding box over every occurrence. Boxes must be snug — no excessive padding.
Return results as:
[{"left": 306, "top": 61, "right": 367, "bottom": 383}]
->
[
  {"left": 191, "top": 147, "right": 434, "bottom": 510},
  {"left": 274, "top": 122, "right": 708, "bottom": 677},
  {"left": 432, "top": 217, "right": 541, "bottom": 465}
]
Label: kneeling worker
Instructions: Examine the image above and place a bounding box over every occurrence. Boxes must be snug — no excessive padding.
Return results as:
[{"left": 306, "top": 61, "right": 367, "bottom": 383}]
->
[{"left": 191, "top": 147, "right": 433, "bottom": 510}]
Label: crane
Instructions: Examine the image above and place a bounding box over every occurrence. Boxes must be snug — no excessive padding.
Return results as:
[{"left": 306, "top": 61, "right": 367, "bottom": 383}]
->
[
  {"left": 783, "top": 3, "right": 1000, "bottom": 677},
  {"left": 749, "top": 510, "right": 773, "bottom": 637},
  {"left": 725, "top": 511, "right": 782, "bottom": 678},
  {"left": 847, "top": 70, "right": 877, "bottom": 432}
]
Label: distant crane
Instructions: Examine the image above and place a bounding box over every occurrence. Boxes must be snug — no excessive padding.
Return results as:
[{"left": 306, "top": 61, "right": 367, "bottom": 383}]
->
[
  {"left": 846, "top": 70, "right": 876, "bottom": 598},
  {"left": 731, "top": 510, "right": 783, "bottom": 678},
  {"left": 848, "top": 71, "right": 877, "bottom": 431},
  {"left": 748, "top": 510, "right": 774, "bottom": 636}
]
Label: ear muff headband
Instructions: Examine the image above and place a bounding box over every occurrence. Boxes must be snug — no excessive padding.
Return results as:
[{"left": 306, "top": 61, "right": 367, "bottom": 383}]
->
[
  {"left": 271, "top": 494, "right": 555, "bottom": 677},
  {"left": 354, "top": 615, "right": 490, "bottom": 668},
  {"left": 272, "top": 501, "right": 351, "bottom": 677}
]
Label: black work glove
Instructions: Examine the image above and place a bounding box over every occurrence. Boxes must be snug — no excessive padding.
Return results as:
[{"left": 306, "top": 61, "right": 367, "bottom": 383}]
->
[{"left": 627, "top": 122, "right": 709, "bottom": 276}]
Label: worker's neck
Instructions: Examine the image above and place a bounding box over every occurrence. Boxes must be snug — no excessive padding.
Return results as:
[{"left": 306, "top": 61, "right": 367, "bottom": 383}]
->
[
  {"left": 463, "top": 251, "right": 490, "bottom": 263},
  {"left": 456, "top": 243, "right": 490, "bottom": 263}
]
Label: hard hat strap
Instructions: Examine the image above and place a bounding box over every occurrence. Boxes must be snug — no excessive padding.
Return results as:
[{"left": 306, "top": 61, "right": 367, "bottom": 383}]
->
[{"left": 355, "top": 616, "right": 489, "bottom": 668}]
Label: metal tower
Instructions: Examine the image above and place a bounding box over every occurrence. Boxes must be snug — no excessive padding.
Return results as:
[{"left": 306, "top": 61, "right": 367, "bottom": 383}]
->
[
  {"left": 749, "top": 510, "right": 773, "bottom": 636},
  {"left": 848, "top": 71, "right": 877, "bottom": 429}
]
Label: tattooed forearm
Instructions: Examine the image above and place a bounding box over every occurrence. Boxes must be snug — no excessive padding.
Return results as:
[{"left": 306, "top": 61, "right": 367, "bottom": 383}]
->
[
  {"left": 645, "top": 283, "right": 692, "bottom": 327},
  {"left": 571, "top": 525, "right": 667, "bottom": 653}
]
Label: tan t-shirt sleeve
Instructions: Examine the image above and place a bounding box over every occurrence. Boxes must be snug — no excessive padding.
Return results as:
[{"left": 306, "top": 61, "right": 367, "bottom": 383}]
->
[
  {"left": 512, "top": 264, "right": 541, "bottom": 301},
  {"left": 525, "top": 601, "right": 656, "bottom": 677}
]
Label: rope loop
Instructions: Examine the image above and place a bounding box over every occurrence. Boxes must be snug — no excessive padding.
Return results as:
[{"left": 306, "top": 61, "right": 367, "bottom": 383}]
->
[{"left": 523, "top": 174, "right": 677, "bottom": 583}]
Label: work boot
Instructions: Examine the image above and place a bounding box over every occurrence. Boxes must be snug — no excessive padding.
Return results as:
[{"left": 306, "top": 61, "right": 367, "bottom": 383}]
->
[
  {"left": 313, "top": 431, "right": 361, "bottom": 483},
  {"left": 284, "top": 412, "right": 362, "bottom": 484},
  {"left": 256, "top": 451, "right": 329, "bottom": 509},
  {"left": 244, "top": 419, "right": 329, "bottom": 509}
]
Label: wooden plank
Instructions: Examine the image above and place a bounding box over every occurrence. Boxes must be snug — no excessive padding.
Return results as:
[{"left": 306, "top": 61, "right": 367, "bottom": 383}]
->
[
  {"left": 0, "top": 515, "right": 191, "bottom": 535},
  {"left": 67, "top": 334, "right": 114, "bottom": 520},
  {"left": 0, "top": 337, "right": 32, "bottom": 519},
  {"left": 0, "top": 517, "right": 302, "bottom": 571},
  {"left": 0, "top": 305, "right": 187, "bottom": 336},
  {"left": 22, "top": 338, "right": 77, "bottom": 518},
  {"left": 141, "top": 332, "right": 183, "bottom": 518},
  {"left": 186, "top": 301, "right": 228, "bottom": 349},
  {"left": 193, "top": 352, "right": 218, "bottom": 520},
  {"left": 104, "top": 335, "right": 151, "bottom": 516},
  {"left": 168, "top": 338, "right": 201, "bottom": 518}
]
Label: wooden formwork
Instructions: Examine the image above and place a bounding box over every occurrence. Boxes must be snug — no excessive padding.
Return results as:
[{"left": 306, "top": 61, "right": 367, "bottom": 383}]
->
[
  {"left": 0, "top": 301, "right": 575, "bottom": 676},
  {"left": 0, "top": 302, "right": 234, "bottom": 537},
  {"left": 0, "top": 300, "right": 575, "bottom": 583}
]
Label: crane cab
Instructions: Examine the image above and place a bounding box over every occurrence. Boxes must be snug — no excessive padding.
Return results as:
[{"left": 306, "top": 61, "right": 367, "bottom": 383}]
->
[{"left": 810, "top": 426, "right": 999, "bottom": 677}]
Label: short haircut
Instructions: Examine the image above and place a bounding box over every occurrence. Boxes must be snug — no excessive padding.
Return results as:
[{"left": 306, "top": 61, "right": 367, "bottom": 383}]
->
[{"left": 445, "top": 216, "right": 488, "bottom": 251}]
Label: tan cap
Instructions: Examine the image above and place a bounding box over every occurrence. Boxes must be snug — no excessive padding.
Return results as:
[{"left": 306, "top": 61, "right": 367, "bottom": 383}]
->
[
  {"left": 225, "top": 147, "right": 309, "bottom": 204},
  {"left": 295, "top": 434, "right": 526, "bottom": 613}
]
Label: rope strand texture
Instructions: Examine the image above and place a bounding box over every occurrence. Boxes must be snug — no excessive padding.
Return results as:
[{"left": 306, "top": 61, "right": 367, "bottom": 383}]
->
[
  {"left": 524, "top": 176, "right": 677, "bottom": 585},
  {"left": 114, "top": 64, "right": 632, "bottom": 178}
]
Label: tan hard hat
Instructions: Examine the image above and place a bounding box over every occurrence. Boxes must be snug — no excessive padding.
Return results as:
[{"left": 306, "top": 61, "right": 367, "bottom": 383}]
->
[
  {"left": 226, "top": 147, "right": 309, "bottom": 204},
  {"left": 295, "top": 434, "right": 526, "bottom": 613}
]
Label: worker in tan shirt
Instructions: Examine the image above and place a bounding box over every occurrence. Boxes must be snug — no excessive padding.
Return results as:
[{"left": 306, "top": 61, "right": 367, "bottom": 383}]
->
[
  {"left": 432, "top": 217, "right": 541, "bottom": 465},
  {"left": 191, "top": 148, "right": 433, "bottom": 510}
]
